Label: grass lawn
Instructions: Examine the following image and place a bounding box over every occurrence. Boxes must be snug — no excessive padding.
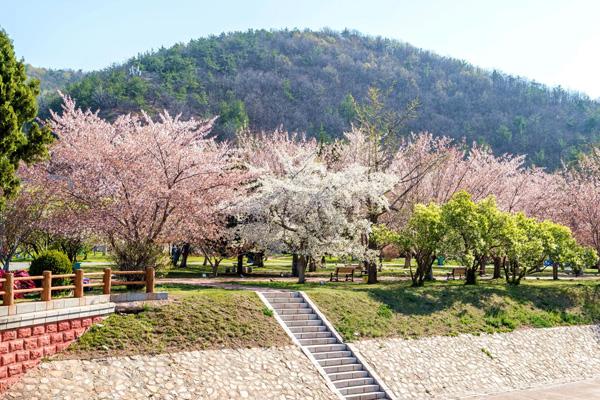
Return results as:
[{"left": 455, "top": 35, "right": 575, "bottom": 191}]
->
[
  {"left": 231, "top": 279, "right": 600, "bottom": 341},
  {"left": 59, "top": 286, "right": 289, "bottom": 359}
]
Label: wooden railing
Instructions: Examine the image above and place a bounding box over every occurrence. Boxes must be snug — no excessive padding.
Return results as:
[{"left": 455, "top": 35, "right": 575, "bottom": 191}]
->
[{"left": 0, "top": 267, "right": 155, "bottom": 306}]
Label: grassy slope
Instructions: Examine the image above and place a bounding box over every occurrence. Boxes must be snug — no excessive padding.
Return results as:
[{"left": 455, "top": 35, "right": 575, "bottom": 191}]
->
[
  {"left": 59, "top": 287, "right": 289, "bottom": 359},
  {"left": 234, "top": 280, "right": 600, "bottom": 341}
]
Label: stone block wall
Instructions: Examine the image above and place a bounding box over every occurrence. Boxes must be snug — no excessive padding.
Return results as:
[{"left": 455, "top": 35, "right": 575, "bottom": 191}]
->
[
  {"left": 0, "top": 316, "right": 104, "bottom": 391},
  {"left": 352, "top": 324, "right": 600, "bottom": 400}
]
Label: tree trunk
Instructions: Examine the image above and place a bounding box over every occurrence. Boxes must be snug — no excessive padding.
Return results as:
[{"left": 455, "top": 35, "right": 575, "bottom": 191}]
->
[
  {"left": 366, "top": 261, "right": 377, "bottom": 284},
  {"left": 366, "top": 214, "right": 379, "bottom": 284},
  {"left": 465, "top": 267, "right": 477, "bottom": 285},
  {"left": 3, "top": 259, "right": 9, "bottom": 272},
  {"left": 479, "top": 257, "right": 487, "bottom": 276},
  {"left": 292, "top": 254, "right": 299, "bottom": 277},
  {"left": 180, "top": 243, "right": 190, "bottom": 268},
  {"left": 237, "top": 253, "right": 244, "bottom": 275},
  {"left": 203, "top": 256, "right": 208, "bottom": 266},
  {"left": 553, "top": 263, "right": 558, "bottom": 280},
  {"left": 308, "top": 257, "right": 316, "bottom": 272},
  {"left": 492, "top": 256, "right": 502, "bottom": 279},
  {"left": 212, "top": 260, "right": 221, "bottom": 277},
  {"left": 425, "top": 262, "right": 435, "bottom": 281},
  {"left": 404, "top": 254, "right": 412, "bottom": 268},
  {"left": 297, "top": 255, "right": 307, "bottom": 284},
  {"left": 256, "top": 252, "right": 264, "bottom": 268},
  {"left": 171, "top": 244, "right": 181, "bottom": 267}
]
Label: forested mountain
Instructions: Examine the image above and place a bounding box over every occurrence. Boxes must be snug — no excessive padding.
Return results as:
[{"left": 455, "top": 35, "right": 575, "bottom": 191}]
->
[
  {"left": 26, "top": 65, "right": 85, "bottom": 113},
  {"left": 37, "top": 29, "right": 600, "bottom": 169}
]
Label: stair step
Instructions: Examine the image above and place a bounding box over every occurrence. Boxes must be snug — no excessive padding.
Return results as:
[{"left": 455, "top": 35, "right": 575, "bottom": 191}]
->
[
  {"left": 276, "top": 308, "right": 313, "bottom": 315},
  {"left": 298, "top": 337, "right": 338, "bottom": 346},
  {"left": 306, "top": 343, "right": 347, "bottom": 353},
  {"left": 318, "top": 357, "right": 357, "bottom": 367},
  {"left": 323, "top": 363, "right": 364, "bottom": 374},
  {"left": 312, "top": 350, "right": 352, "bottom": 360},
  {"left": 280, "top": 313, "right": 318, "bottom": 321},
  {"left": 333, "top": 377, "right": 374, "bottom": 389},
  {"left": 267, "top": 297, "right": 304, "bottom": 304},
  {"left": 328, "top": 370, "right": 369, "bottom": 381},
  {"left": 262, "top": 292, "right": 300, "bottom": 298},
  {"left": 344, "top": 392, "right": 387, "bottom": 400},
  {"left": 284, "top": 319, "right": 323, "bottom": 327},
  {"left": 295, "top": 331, "right": 332, "bottom": 339},
  {"left": 289, "top": 325, "right": 327, "bottom": 334},
  {"left": 340, "top": 384, "right": 380, "bottom": 396},
  {"left": 273, "top": 302, "right": 309, "bottom": 309}
]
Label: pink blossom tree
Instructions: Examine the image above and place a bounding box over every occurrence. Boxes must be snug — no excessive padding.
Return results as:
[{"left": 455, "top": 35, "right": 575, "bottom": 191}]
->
[
  {"left": 0, "top": 166, "right": 55, "bottom": 271},
  {"left": 46, "top": 96, "right": 248, "bottom": 271},
  {"left": 562, "top": 147, "right": 600, "bottom": 270}
]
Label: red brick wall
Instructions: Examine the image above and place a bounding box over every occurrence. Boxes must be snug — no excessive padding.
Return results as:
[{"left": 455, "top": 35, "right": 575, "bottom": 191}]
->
[{"left": 0, "top": 316, "right": 104, "bottom": 392}]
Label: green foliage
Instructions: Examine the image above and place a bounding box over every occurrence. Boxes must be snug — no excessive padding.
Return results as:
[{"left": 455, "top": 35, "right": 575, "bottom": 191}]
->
[
  {"left": 29, "top": 250, "right": 72, "bottom": 286},
  {"left": 262, "top": 306, "right": 274, "bottom": 317},
  {"left": 37, "top": 29, "right": 600, "bottom": 169},
  {"left": 0, "top": 30, "right": 54, "bottom": 203},
  {"left": 441, "top": 192, "right": 506, "bottom": 284},
  {"left": 216, "top": 97, "right": 249, "bottom": 138}
]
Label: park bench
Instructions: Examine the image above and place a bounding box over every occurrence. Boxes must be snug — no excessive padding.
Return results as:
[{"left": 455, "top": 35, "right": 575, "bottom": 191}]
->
[
  {"left": 330, "top": 266, "right": 357, "bottom": 282},
  {"left": 447, "top": 267, "right": 466, "bottom": 280}
]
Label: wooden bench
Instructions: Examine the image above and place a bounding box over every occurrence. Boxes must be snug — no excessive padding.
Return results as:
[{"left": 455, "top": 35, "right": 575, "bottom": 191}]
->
[
  {"left": 330, "top": 266, "right": 356, "bottom": 282},
  {"left": 447, "top": 267, "right": 466, "bottom": 280}
]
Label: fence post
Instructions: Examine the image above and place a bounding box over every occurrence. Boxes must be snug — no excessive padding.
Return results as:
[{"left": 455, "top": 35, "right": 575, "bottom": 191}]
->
[
  {"left": 3, "top": 273, "right": 14, "bottom": 306},
  {"left": 103, "top": 268, "right": 112, "bottom": 295},
  {"left": 146, "top": 267, "right": 155, "bottom": 293},
  {"left": 74, "top": 269, "right": 84, "bottom": 298},
  {"left": 42, "top": 271, "right": 52, "bottom": 301}
]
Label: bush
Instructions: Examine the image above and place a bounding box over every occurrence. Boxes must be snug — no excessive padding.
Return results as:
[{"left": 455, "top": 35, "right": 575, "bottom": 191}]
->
[{"left": 29, "top": 250, "right": 72, "bottom": 287}]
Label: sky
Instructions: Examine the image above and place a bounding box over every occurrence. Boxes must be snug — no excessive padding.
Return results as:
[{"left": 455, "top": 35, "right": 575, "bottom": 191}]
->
[{"left": 2, "top": 0, "right": 600, "bottom": 98}]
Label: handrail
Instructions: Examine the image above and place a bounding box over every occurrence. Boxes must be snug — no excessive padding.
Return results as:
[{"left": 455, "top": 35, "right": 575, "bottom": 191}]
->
[{"left": 2, "top": 267, "right": 155, "bottom": 306}]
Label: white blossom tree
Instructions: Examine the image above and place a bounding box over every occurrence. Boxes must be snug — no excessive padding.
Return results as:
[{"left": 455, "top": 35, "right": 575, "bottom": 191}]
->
[{"left": 238, "top": 151, "right": 395, "bottom": 283}]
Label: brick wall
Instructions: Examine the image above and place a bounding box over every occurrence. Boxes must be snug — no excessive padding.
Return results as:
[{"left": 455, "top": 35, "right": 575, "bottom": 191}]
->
[{"left": 0, "top": 316, "right": 104, "bottom": 391}]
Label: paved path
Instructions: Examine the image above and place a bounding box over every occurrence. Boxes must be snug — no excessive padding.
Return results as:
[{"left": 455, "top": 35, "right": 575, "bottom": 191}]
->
[{"left": 471, "top": 377, "right": 600, "bottom": 399}]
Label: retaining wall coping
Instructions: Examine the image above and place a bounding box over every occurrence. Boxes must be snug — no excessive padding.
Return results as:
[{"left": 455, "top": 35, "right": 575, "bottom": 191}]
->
[
  {"left": 0, "top": 295, "right": 111, "bottom": 318},
  {"left": 0, "top": 302, "right": 114, "bottom": 330},
  {"left": 109, "top": 292, "right": 168, "bottom": 303}
]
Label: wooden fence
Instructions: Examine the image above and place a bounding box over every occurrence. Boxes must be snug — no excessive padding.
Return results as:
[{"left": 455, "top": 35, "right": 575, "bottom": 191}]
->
[{"left": 0, "top": 268, "right": 155, "bottom": 306}]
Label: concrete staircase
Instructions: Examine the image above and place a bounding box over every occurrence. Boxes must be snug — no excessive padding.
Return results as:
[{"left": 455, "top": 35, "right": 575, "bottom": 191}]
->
[{"left": 260, "top": 291, "right": 392, "bottom": 400}]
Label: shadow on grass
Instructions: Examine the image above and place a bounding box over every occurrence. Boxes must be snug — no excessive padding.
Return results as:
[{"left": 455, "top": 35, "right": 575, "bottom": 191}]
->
[{"left": 361, "top": 280, "right": 596, "bottom": 319}]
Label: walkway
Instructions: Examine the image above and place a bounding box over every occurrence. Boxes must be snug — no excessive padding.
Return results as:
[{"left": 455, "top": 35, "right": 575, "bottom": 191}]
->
[{"left": 472, "top": 377, "right": 600, "bottom": 399}]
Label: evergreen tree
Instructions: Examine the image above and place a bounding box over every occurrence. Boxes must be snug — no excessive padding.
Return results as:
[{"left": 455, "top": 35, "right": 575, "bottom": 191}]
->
[{"left": 0, "top": 30, "right": 53, "bottom": 204}]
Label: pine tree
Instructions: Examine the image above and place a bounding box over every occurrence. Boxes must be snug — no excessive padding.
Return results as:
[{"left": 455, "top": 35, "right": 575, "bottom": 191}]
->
[{"left": 0, "top": 30, "right": 53, "bottom": 204}]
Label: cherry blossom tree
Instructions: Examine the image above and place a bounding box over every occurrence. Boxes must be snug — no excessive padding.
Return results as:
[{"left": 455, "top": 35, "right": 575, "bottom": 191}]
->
[
  {"left": 325, "top": 129, "right": 447, "bottom": 283},
  {"left": 0, "top": 166, "right": 55, "bottom": 271},
  {"left": 562, "top": 147, "right": 600, "bottom": 270},
  {"left": 237, "top": 150, "right": 395, "bottom": 283},
  {"left": 46, "top": 95, "right": 248, "bottom": 271}
]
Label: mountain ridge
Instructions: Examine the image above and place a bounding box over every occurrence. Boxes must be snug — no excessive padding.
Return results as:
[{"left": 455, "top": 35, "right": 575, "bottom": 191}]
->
[{"left": 33, "top": 28, "right": 600, "bottom": 169}]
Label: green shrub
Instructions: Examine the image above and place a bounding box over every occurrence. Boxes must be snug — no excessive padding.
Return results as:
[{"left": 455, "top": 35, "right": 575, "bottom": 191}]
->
[{"left": 29, "top": 250, "right": 72, "bottom": 287}]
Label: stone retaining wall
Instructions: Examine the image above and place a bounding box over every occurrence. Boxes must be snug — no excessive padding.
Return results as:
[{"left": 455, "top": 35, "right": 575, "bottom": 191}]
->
[
  {"left": 0, "top": 316, "right": 106, "bottom": 391},
  {"left": 4, "top": 346, "right": 338, "bottom": 399},
  {"left": 0, "top": 297, "right": 115, "bottom": 392},
  {"left": 353, "top": 325, "right": 600, "bottom": 399}
]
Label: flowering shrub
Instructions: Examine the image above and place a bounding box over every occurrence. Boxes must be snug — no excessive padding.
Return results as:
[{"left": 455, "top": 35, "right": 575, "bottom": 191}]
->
[{"left": 0, "top": 269, "right": 35, "bottom": 299}]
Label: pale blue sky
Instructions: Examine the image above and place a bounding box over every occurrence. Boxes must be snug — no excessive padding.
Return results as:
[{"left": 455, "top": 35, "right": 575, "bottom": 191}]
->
[{"left": 2, "top": 0, "right": 600, "bottom": 98}]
